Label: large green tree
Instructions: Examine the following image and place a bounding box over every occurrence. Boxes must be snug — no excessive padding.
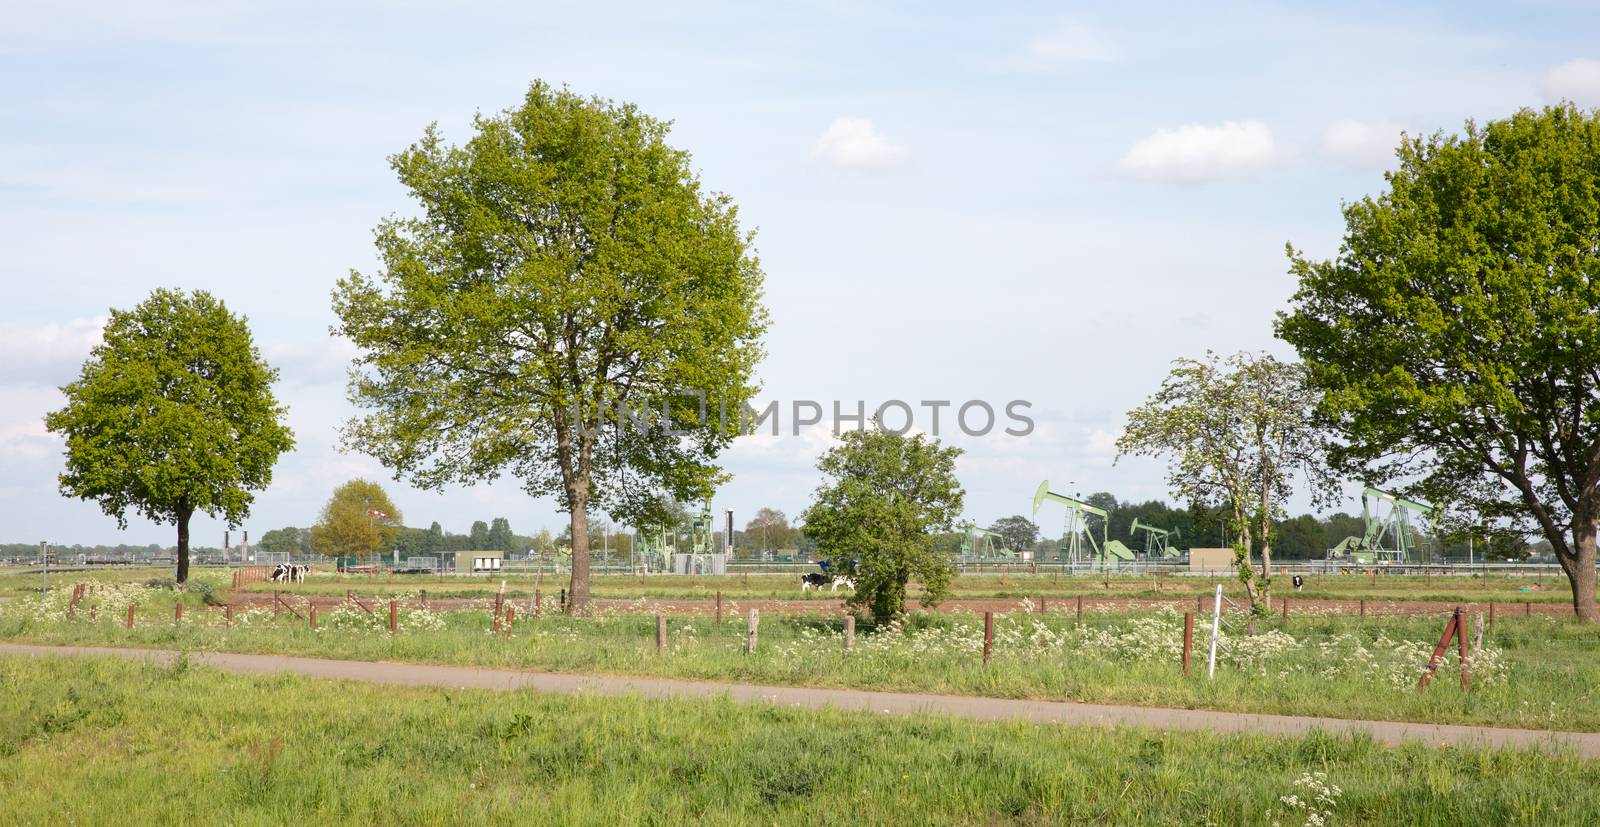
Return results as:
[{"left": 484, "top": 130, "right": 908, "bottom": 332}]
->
[
  {"left": 46, "top": 289, "right": 293, "bottom": 583},
  {"left": 333, "top": 82, "right": 767, "bottom": 614},
  {"left": 986, "top": 515, "right": 1040, "bottom": 551},
  {"left": 1117, "top": 352, "right": 1337, "bottom": 611},
  {"left": 1280, "top": 104, "right": 1600, "bottom": 621},
  {"left": 310, "top": 479, "right": 402, "bottom": 559},
  {"left": 801, "top": 426, "right": 964, "bottom": 622}
]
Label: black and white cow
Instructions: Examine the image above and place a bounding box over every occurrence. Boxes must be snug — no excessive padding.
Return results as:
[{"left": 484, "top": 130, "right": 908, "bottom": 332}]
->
[
  {"left": 800, "top": 572, "right": 830, "bottom": 592},
  {"left": 829, "top": 577, "right": 856, "bottom": 593},
  {"left": 270, "top": 564, "right": 309, "bottom": 584},
  {"left": 1291, "top": 574, "right": 1304, "bottom": 592}
]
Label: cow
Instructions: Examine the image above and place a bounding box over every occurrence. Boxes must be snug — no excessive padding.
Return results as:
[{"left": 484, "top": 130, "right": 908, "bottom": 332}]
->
[
  {"left": 270, "top": 564, "right": 309, "bottom": 584},
  {"left": 800, "top": 572, "right": 830, "bottom": 592},
  {"left": 1292, "top": 574, "right": 1304, "bottom": 592},
  {"left": 829, "top": 577, "right": 856, "bottom": 593}
]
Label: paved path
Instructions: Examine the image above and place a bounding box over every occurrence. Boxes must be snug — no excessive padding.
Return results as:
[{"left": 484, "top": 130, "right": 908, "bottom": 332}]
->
[{"left": 4, "top": 642, "right": 1597, "bottom": 758}]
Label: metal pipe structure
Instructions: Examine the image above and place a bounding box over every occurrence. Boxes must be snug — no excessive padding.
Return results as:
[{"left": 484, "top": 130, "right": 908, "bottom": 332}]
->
[{"left": 1032, "top": 481, "right": 1108, "bottom": 568}]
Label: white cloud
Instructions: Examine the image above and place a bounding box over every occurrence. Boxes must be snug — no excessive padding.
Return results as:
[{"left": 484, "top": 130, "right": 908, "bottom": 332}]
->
[
  {"left": 1319, "top": 119, "right": 1408, "bottom": 170},
  {"left": 810, "top": 117, "right": 908, "bottom": 172},
  {"left": 1011, "top": 19, "right": 1120, "bottom": 70},
  {"left": 0, "top": 317, "right": 104, "bottom": 383},
  {"left": 1118, "top": 120, "right": 1283, "bottom": 183},
  {"left": 1543, "top": 58, "right": 1600, "bottom": 107}
]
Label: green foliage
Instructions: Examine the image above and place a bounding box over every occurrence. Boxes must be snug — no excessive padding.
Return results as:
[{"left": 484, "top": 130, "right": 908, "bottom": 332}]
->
[
  {"left": 254, "top": 527, "right": 303, "bottom": 555},
  {"left": 802, "top": 427, "right": 964, "bottom": 621},
  {"left": 986, "top": 515, "right": 1040, "bottom": 551},
  {"left": 1117, "top": 351, "right": 1337, "bottom": 608},
  {"left": 1279, "top": 103, "right": 1600, "bottom": 620},
  {"left": 309, "top": 479, "right": 401, "bottom": 559},
  {"left": 744, "top": 507, "right": 795, "bottom": 552},
  {"left": 44, "top": 289, "right": 293, "bottom": 582},
  {"left": 332, "top": 81, "right": 768, "bottom": 611}
]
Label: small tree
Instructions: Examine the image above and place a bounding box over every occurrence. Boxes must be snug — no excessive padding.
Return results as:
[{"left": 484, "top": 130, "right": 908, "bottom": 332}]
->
[
  {"left": 801, "top": 426, "right": 964, "bottom": 622},
  {"left": 1280, "top": 104, "right": 1600, "bottom": 621},
  {"left": 45, "top": 289, "right": 293, "bottom": 583},
  {"left": 987, "top": 515, "right": 1040, "bottom": 551},
  {"left": 1117, "top": 352, "right": 1337, "bottom": 611},
  {"left": 256, "top": 527, "right": 304, "bottom": 555},
  {"left": 310, "top": 480, "right": 402, "bottom": 559},
  {"left": 744, "top": 507, "right": 792, "bottom": 552}
]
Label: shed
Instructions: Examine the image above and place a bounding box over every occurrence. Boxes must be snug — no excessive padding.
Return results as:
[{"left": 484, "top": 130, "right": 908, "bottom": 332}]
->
[
  {"left": 455, "top": 550, "right": 504, "bottom": 574},
  {"left": 1187, "top": 547, "right": 1235, "bottom": 572}
]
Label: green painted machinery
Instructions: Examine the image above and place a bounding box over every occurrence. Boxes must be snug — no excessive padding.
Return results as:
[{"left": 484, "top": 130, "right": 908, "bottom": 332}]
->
[
  {"left": 956, "top": 521, "right": 1013, "bottom": 561},
  {"left": 1130, "top": 518, "right": 1181, "bottom": 558},
  {"left": 1032, "top": 481, "right": 1126, "bottom": 567},
  {"left": 1326, "top": 486, "right": 1437, "bottom": 565}
]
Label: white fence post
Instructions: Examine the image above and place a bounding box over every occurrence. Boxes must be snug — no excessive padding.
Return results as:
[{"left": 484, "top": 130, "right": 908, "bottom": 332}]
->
[{"left": 1207, "top": 583, "right": 1222, "bottom": 679}]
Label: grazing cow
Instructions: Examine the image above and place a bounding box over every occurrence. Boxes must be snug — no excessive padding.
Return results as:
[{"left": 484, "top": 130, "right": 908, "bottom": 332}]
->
[
  {"left": 270, "top": 563, "right": 309, "bottom": 584},
  {"left": 800, "top": 572, "right": 830, "bottom": 592},
  {"left": 1291, "top": 574, "right": 1304, "bottom": 592},
  {"left": 270, "top": 564, "right": 289, "bottom": 583},
  {"left": 829, "top": 577, "right": 856, "bottom": 593}
]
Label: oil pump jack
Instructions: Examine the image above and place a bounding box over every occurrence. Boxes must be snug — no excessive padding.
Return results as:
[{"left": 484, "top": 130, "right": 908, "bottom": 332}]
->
[
  {"left": 1327, "top": 486, "right": 1437, "bottom": 565},
  {"left": 1130, "top": 518, "right": 1181, "bottom": 558},
  {"left": 1032, "top": 481, "right": 1136, "bottom": 567}
]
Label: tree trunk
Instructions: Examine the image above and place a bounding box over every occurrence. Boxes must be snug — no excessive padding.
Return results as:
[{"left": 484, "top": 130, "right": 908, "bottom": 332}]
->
[
  {"left": 1258, "top": 540, "right": 1274, "bottom": 612},
  {"left": 175, "top": 505, "right": 192, "bottom": 585},
  {"left": 566, "top": 481, "right": 592, "bottom": 615},
  {"left": 1564, "top": 514, "right": 1599, "bottom": 623}
]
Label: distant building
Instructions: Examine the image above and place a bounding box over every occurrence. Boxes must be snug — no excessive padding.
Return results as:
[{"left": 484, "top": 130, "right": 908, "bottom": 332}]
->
[{"left": 454, "top": 550, "right": 504, "bottom": 574}]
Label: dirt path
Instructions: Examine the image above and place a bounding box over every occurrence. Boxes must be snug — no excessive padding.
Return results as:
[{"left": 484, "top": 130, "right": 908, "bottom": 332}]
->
[{"left": 4, "top": 642, "right": 1595, "bottom": 758}]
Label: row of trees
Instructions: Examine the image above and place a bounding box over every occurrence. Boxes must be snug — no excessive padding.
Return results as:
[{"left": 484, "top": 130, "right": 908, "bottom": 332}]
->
[{"left": 41, "top": 85, "right": 1600, "bottom": 622}]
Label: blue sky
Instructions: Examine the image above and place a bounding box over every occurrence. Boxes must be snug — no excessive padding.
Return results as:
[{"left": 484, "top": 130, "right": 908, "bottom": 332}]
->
[{"left": 4, "top": 0, "right": 1599, "bottom": 546}]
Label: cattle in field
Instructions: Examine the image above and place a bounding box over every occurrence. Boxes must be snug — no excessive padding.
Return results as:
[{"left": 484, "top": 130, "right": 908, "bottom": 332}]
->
[
  {"left": 830, "top": 577, "right": 855, "bottom": 593},
  {"left": 1292, "top": 574, "right": 1304, "bottom": 592},
  {"left": 800, "top": 572, "right": 830, "bottom": 592},
  {"left": 270, "top": 564, "right": 309, "bottom": 584}
]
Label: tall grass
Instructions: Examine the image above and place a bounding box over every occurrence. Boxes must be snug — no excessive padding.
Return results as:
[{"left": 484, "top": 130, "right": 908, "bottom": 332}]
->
[
  {"left": 1, "top": 654, "right": 1597, "bottom": 825},
  {"left": 5, "top": 581, "right": 1599, "bottom": 732}
]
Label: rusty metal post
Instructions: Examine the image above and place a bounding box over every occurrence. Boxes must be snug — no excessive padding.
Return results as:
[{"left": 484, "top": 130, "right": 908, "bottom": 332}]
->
[
  {"left": 983, "top": 611, "right": 994, "bottom": 665},
  {"left": 1489, "top": 603, "right": 1495, "bottom": 629},
  {"left": 125, "top": 604, "right": 134, "bottom": 629},
  {"left": 389, "top": 600, "right": 398, "bottom": 634},
  {"left": 1418, "top": 608, "right": 1461, "bottom": 691},
  {"left": 1182, "top": 612, "right": 1194, "bottom": 675},
  {"left": 844, "top": 615, "right": 855, "bottom": 653}
]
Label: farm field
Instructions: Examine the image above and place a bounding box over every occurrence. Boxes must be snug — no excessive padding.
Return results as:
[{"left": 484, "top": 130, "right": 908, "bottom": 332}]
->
[
  {"left": 3, "top": 565, "right": 1585, "bottom": 606},
  {"left": 5, "top": 576, "right": 1600, "bottom": 733},
  {"left": 4, "top": 653, "right": 1599, "bottom": 826}
]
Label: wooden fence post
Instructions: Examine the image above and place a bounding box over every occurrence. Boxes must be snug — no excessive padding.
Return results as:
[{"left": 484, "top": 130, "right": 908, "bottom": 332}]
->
[
  {"left": 1197, "top": 595, "right": 1204, "bottom": 613},
  {"left": 1488, "top": 603, "right": 1495, "bottom": 629},
  {"left": 982, "top": 611, "right": 994, "bottom": 665},
  {"left": 309, "top": 605, "right": 318, "bottom": 630},
  {"left": 1458, "top": 609, "right": 1472, "bottom": 691},
  {"left": 420, "top": 589, "right": 427, "bottom": 607},
  {"left": 1182, "top": 612, "right": 1194, "bottom": 676},
  {"left": 1525, "top": 601, "right": 1531, "bottom": 617},
  {"left": 746, "top": 609, "right": 759, "bottom": 654},
  {"left": 656, "top": 614, "right": 667, "bottom": 654},
  {"left": 1359, "top": 598, "right": 1365, "bottom": 618},
  {"left": 1038, "top": 595, "right": 1046, "bottom": 613},
  {"left": 844, "top": 615, "right": 855, "bottom": 653},
  {"left": 389, "top": 600, "right": 398, "bottom": 634},
  {"left": 125, "top": 604, "right": 135, "bottom": 629},
  {"left": 535, "top": 589, "right": 542, "bottom": 619},
  {"left": 1281, "top": 599, "right": 1289, "bottom": 621},
  {"left": 225, "top": 605, "right": 233, "bottom": 627},
  {"left": 174, "top": 603, "right": 183, "bottom": 623},
  {"left": 1076, "top": 595, "right": 1083, "bottom": 624},
  {"left": 504, "top": 605, "right": 514, "bottom": 635}
]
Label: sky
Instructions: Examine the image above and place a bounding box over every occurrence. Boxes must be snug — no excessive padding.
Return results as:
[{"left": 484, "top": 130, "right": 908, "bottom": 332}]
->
[{"left": 4, "top": 0, "right": 1600, "bottom": 547}]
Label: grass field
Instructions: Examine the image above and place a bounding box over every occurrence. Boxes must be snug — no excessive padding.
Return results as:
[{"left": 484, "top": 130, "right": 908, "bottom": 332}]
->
[
  {"left": 3, "top": 565, "right": 1584, "bottom": 607},
  {"left": 5, "top": 576, "right": 1600, "bottom": 733},
  {"left": 3, "top": 653, "right": 1598, "bottom": 825}
]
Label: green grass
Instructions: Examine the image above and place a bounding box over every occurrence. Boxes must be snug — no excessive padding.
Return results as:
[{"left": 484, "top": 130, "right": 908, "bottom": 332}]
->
[
  {"left": 2, "top": 566, "right": 1587, "bottom": 606},
  {"left": 6, "top": 577, "right": 1600, "bottom": 733},
  {"left": 3, "top": 653, "right": 1598, "bottom": 825}
]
